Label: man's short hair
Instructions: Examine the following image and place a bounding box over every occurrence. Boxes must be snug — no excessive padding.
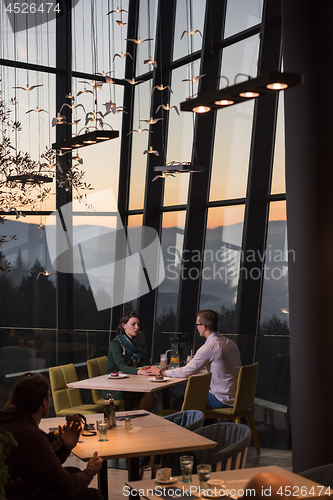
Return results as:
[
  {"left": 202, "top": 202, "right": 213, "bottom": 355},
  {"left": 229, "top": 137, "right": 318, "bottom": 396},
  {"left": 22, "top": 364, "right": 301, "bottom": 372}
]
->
[
  {"left": 11, "top": 373, "right": 50, "bottom": 414},
  {"left": 197, "top": 310, "right": 218, "bottom": 331}
]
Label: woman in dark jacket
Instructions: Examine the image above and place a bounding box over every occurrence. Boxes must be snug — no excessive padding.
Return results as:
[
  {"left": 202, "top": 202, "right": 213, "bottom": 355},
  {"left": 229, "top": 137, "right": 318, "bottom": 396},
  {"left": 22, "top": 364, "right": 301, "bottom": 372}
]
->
[{"left": 103, "top": 312, "right": 157, "bottom": 411}]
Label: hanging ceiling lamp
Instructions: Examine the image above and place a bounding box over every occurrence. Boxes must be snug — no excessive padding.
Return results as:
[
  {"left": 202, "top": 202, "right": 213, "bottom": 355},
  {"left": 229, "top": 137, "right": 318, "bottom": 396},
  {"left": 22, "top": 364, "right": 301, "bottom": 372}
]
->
[
  {"left": 52, "top": 130, "right": 119, "bottom": 151},
  {"left": 180, "top": 72, "right": 303, "bottom": 113}
]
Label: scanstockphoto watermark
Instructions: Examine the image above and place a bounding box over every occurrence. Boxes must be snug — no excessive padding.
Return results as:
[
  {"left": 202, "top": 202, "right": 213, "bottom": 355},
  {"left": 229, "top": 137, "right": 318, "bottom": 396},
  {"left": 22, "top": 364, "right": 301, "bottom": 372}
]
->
[
  {"left": 165, "top": 246, "right": 296, "bottom": 282},
  {"left": 123, "top": 485, "right": 256, "bottom": 497},
  {"left": 3, "top": 0, "right": 80, "bottom": 32}
]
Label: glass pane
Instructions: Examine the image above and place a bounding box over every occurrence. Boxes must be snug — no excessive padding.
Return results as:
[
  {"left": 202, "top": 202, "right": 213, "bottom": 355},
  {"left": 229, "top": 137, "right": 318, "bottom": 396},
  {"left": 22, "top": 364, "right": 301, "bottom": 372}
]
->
[
  {"left": 1, "top": 67, "right": 56, "bottom": 212},
  {"left": 72, "top": 213, "right": 115, "bottom": 330},
  {"left": 155, "top": 211, "right": 186, "bottom": 332},
  {"left": 0, "top": 4, "right": 56, "bottom": 66},
  {"left": 271, "top": 93, "right": 286, "bottom": 194},
  {"left": 173, "top": 0, "right": 206, "bottom": 61},
  {"left": 135, "top": 0, "right": 158, "bottom": 77},
  {"left": 0, "top": 216, "right": 56, "bottom": 328},
  {"left": 123, "top": 214, "right": 144, "bottom": 311},
  {"left": 260, "top": 201, "right": 289, "bottom": 331},
  {"left": 209, "top": 102, "right": 254, "bottom": 201},
  {"left": 224, "top": 0, "right": 263, "bottom": 39},
  {"left": 128, "top": 80, "right": 151, "bottom": 210},
  {"left": 199, "top": 205, "right": 245, "bottom": 332},
  {"left": 257, "top": 200, "right": 290, "bottom": 406},
  {"left": 70, "top": 78, "right": 123, "bottom": 201},
  {"left": 220, "top": 34, "right": 260, "bottom": 84},
  {"left": 72, "top": 0, "right": 129, "bottom": 78},
  {"left": 163, "top": 63, "right": 200, "bottom": 206}
]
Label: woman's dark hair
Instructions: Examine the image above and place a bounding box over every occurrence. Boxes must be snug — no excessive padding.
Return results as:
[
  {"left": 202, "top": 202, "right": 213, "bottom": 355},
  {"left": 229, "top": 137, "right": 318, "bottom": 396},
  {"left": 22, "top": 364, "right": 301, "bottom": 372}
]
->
[
  {"left": 11, "top": 373, "right": 50, "bottom": 414},
  {"left": 116, "top": 311, "right": 142, "bottom": 335}
]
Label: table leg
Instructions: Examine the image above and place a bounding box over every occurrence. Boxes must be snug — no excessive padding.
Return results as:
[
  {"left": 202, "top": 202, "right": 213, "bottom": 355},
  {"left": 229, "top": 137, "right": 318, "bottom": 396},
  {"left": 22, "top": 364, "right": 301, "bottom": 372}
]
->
[
  {"left": 127, "top": 457, "right": 140, "bottom": 481},
  {"left": 98, "top": 460, "right": 108, "bottom": 500},
  {"left": 162, "top": 387, "right": 170, "bottom": 409},
  {"left": 124, "top": 392, "right": 133, "bottom": 411}
]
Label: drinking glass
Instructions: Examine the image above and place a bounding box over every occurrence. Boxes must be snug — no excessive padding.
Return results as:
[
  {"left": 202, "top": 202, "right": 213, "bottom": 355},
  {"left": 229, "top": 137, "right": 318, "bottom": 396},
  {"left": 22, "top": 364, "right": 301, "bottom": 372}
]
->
[
  {"left": 98, "top": 422, "right": 108, "bottom": 441},
  {"left": 96, "top": 419, "right": 108, "bottom": 431},
  {"left": 197, "top": 464, "right": 211, "bottom": 489},
  {"left": 179, "top": 455, "right": 194, "bottom": 483},
  {"left": 160, "top": 354, "right": 168, "bottom": 367}
]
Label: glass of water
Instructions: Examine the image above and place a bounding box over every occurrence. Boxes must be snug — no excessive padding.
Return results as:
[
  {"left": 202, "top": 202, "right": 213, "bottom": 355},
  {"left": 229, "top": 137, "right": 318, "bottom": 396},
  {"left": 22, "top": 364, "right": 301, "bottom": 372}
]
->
[
  {"left": 197, "top": 464, "right": 212, "bottom": 489},
  {"left": 179, "top": 455, "right": 194, "bottom": 483}
]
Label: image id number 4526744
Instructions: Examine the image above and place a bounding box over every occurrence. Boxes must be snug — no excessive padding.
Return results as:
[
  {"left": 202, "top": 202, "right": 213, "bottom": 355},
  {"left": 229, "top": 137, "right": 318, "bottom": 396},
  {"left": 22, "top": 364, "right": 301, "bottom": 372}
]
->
[{"left": 5, "top": 3, "right": 61, "bottom": 14}]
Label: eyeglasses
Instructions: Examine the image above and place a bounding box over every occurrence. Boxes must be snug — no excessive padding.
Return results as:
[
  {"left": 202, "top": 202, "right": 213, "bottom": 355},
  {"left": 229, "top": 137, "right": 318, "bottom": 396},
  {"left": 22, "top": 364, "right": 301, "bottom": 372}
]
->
[{"left": 196, "top": 323, "right": 204, "bottom": 326}]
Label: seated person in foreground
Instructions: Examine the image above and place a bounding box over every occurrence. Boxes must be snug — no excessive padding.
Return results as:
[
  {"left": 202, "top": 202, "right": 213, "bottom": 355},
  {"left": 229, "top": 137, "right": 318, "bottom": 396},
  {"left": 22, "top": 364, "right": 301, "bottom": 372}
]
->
[
  {"left": 103, "top": 311, "right": 157, "bottom": 411},
  {"left": 242, "top": 471, "right": 294, "bottom": 500},
  {"left": 147, "top": 309, "right": 241, "bottom": 409},
  {"left": 0, "top": 373, "right": 103, "bottom": 500}
]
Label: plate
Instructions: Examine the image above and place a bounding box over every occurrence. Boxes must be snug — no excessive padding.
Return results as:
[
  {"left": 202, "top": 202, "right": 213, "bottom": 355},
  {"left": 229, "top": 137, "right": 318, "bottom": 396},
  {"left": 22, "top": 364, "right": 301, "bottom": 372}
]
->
[
  {"left": 108, "top": 373, "right": 128, "bottom": 379},
  {"left": 148, "top": 377, "right": 171, "bottom": 382},
  {"left": 154, "top": 477, "right": 177, "bottom": 485}
]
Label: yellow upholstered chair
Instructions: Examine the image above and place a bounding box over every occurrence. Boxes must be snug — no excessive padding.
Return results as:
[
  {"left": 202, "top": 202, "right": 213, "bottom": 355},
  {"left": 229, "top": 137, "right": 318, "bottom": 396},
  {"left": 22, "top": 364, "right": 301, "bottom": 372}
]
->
[
  {"left": 204, "top": 362, "right": 260, "bottom": 454},
  {"left": 49, "top": 363, "right": 104, "bottom": 416},
  {"left": 87, "top": 356, "right": 124, "bottom": 411},
  {"left": 157, "top": 371, "right": 212, "bottom": 417}
]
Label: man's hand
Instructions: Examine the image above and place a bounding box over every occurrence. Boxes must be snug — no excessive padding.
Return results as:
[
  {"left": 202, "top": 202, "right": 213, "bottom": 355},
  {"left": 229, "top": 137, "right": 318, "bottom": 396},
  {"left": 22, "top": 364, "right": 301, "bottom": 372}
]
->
[
  {"left": 59, "top": 415, "right": 83, "bottom": 450},
  {"left": 146, "top": 366, "right": 160, "bottom": 376},
  {"left": 87, "top": 451, "right": 103, "bottom": 474}
]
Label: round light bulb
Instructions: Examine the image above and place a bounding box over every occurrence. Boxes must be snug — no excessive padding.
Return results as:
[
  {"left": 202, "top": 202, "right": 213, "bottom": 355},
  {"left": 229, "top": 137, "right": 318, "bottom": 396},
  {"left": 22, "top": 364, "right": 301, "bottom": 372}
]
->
[
  {"left": 266, "top": 82, "right": 288, "bottom": 90},
  {"left": 239, "top": 91, "right": 260, "bottom": 98},
  {"left": 215, "top": 99, "right": 234, "bottom": 106},
  {"left": 192, "top": 105, "right": 211, "bottom": 113}
]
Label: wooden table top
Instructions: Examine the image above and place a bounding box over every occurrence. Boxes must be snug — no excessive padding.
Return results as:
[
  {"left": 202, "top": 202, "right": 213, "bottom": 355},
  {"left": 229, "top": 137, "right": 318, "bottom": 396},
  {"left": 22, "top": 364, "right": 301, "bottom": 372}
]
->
[
  {"left": 127, "top": 465, "right": 331, "bottom": 499},
  {"left": 40, "top": 412, "right": 217, "bottom": 462},
  {"left": 66, "top": 373, "right": 187, "bottom": 393}
]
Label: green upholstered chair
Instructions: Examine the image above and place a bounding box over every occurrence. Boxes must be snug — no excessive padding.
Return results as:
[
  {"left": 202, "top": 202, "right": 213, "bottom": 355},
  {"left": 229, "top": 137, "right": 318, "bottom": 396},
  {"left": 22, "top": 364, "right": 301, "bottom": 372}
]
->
[
  {"left": 49, "top": 363, "right": 104, "bottom": 416},
  {"left": 204, "top": 362, "right": 260, "bottom": 454},
  {"left": 157, "top": 371, "right": 212, "bottom": 417},
  {"left": 87, "top": 356, "right": 124, "bottom": 411}
]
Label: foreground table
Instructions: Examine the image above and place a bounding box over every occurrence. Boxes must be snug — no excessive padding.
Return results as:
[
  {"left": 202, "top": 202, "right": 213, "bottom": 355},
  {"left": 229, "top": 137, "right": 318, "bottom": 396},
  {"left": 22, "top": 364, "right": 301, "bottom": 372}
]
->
[
  {"left": 127, "top": 465, "right": 332, "bottom": 499},
  {"left": 66, "top": 373, "right": 187, "bottom": 409},
  {"left": 40, "top": 412, "right": 216, "bottom": 500}
]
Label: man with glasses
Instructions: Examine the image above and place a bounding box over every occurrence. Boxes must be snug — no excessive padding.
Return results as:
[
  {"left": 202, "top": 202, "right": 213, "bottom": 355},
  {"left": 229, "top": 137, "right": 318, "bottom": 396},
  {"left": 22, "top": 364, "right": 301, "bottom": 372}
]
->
[{"left": 147, "top": 309, "right": 241, "bottom": 409}]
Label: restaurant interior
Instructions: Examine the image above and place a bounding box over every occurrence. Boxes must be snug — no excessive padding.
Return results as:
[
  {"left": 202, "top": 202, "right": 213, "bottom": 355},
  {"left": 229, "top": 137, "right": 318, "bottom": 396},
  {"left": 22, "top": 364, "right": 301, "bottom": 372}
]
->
[{"left": 0, "top": 0, "right": 332, "bottom": 496}]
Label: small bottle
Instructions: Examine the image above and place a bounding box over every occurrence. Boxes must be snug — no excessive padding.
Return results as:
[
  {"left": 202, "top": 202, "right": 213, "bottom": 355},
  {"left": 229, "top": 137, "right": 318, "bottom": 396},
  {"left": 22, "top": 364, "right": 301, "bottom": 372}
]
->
[
  {"left": 105, "top": 393, "right": 117, "bottom": 429},
  {"left": 104, "top": 397, "right": 111, "bottom": 429}
]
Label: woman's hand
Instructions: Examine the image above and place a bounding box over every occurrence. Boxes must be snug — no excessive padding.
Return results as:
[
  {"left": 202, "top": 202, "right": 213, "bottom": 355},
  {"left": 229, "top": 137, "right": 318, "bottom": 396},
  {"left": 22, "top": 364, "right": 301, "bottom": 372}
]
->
[{"left": 137, "top": 366, "right": 151, "bottom": 376}]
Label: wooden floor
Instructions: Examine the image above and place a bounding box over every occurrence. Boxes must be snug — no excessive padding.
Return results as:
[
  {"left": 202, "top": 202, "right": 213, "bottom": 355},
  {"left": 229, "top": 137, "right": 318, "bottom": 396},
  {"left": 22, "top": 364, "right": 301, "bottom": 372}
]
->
[{"left": 65, "top": 447, "right": 292, "bottom": 500}]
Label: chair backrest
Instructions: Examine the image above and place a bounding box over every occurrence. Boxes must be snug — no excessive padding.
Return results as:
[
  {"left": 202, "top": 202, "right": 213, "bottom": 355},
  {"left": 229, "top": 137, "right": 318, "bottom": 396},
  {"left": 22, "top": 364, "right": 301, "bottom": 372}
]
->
[
  {"left": 87, "top": 356, "right": 108, "bottom": 404},
  {"left": 164, "top": 410, "right": 205, "bottom": 431},
  {"left": 49, "top": 363, "right": 83, "bottom": 414},
  {"left": 160, "top": 410, "right": 205, "bottom": 474},
  {"left": 232, "top": 362, "right": 259, "bottom": 415},
  {"left": 193, "top": 422, "right": 251, "bottom": 471},
  {"left": 298, "top": 464, "right": 333, "bottom": 488},
  {"left": 181, "top": 372, "right": 212, "bottom": 413}
]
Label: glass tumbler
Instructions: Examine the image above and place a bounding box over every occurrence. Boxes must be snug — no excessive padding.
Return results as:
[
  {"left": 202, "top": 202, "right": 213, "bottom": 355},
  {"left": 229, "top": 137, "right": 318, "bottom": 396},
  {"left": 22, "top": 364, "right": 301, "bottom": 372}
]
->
[
  {"left": 197, "top": 464, "right": 211, "bottom": 489},
  {"left": 98, "top": 422, "right": 108, "bottom": 441},
  {"left": 179, "top": 455, "right": 194, "bottom": 483}
]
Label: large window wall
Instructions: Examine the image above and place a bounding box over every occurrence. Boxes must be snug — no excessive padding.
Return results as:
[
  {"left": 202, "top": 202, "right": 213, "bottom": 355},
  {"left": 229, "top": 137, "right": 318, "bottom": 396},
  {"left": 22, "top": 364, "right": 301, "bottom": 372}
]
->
[{"left": 0, "top": 0, "right": 290, "bottom": 429}]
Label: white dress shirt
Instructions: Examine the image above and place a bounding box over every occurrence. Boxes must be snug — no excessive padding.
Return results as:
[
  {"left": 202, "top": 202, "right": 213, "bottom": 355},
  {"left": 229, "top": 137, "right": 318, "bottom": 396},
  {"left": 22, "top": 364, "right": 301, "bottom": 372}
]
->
[{"left": 165, "top": 332, "right": 241, "bottom": 405}]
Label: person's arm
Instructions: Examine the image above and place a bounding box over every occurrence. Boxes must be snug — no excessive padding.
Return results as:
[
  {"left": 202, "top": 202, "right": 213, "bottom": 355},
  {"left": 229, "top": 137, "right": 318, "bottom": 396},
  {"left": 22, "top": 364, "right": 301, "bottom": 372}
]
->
[
  {"left": 147, "top": 344, "right": 210, "bottom": 378},
  {"left": 109, "top": 339, "right": 139, "bottom": 374},
  {"left": 13, "top": 427, "right": 100, "bottom": 498}
]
